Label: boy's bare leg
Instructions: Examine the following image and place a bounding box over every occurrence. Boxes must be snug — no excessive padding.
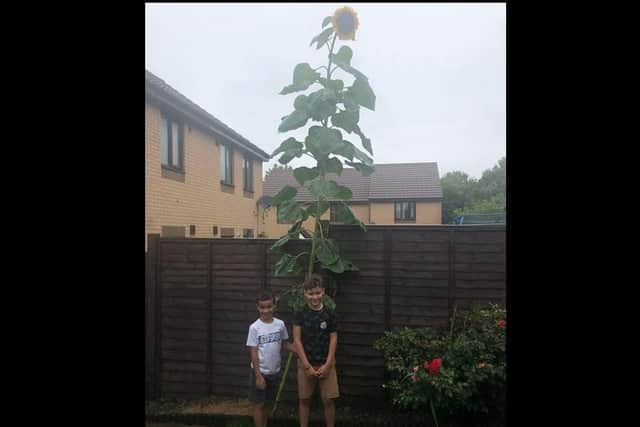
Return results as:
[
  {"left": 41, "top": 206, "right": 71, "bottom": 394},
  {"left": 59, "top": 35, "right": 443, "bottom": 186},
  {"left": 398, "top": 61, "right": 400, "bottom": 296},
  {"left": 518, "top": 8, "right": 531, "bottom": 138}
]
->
[
  {"left": 253, "top": 402, "right": 265, "bottom": 427},
  {"left": 262, "top": 404, "right": 271, "bottom": 427},
  {"left": 298, "top": 398, "right": 311, "bottom": 427},
  {"left": 322, "top": 398, "right": 335, "bottom": 427}
]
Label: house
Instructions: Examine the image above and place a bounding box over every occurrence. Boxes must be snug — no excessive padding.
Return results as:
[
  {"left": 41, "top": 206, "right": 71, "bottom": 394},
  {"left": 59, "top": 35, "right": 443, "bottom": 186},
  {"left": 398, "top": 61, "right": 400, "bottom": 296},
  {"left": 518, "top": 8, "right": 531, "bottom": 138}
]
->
[
  {"left": 260, "top": 162, "right": 443, "bottom": 238},
  {"left": 145, "top": 70, "right": 270, "bottom": 248}
]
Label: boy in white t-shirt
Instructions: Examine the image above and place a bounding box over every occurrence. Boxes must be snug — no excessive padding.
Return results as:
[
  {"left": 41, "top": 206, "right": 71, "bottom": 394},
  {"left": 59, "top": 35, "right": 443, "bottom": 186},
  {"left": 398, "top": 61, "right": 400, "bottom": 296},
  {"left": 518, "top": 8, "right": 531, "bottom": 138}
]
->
[{"left": 246, "top": 291, "right": 295, "bottom": 427}]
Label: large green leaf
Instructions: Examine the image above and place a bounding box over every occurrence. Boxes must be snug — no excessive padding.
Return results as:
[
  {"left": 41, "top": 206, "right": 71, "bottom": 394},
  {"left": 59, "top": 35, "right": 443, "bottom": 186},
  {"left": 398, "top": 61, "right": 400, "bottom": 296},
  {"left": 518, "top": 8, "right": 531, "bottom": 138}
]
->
[
  {"left": 329, "top": 50, "right": 368, "bottom": 81},
  {"left": 306, "top": 200, "right": 329, "bottom": 217},
  {"left": 294, "top": 94, "right": 310, "bottom": 110},
  {"left": 315, "top": 238, "right": 340, "bottom": 267},
  {"left": 331, "top": 109, "right": 359, "bottom": 134},
  {"left": 324, "top": 157, "right": 344, "bottom": 175},
  {"left": 306, "top": 89, "right": 338, "bottom": 122},
  {"left": 334, "top": 202, "right": 367, "bottom": 231},
  {"left": 305, "top": 126, "right": 343, "bottom": 159},
  {"left": 332, "top": 46, "right": 353, "bottom": 66},
  {"left": 279, "top": 63, "right": 321, "bottom": 95},
  {"left": 272, "top": 137, "right": 303, "bottom": 157},
  {"left": 293, "top": 166, "right": 319, "bottom": 186},
  {"left": 274, "top": 254, "right": 300, "bottom": 276},
  {"left": 270, "top": 231, "right": 293, "bottom": 251},
  {"left": 310, "top": 27, "right": 334, "bottom": 50},
  {"left": 323, "top": 256, "right": 345, "bottom": 274},
  {"left": 271, "top": 185, "right": 297, "bottom": 207},
  {"left": 322, "top": 16, "right": 332, "bottom": 28},
  {"left": 350, "top": 78, "right": 376, "bottom": 111},
  {"left": 354, "top": 126, "right": 373, "bottom": 155},
  {"left": 277, "top": 199, "right": 308, "bottom": 224},
  {"left": 319, "top": 78, "right": 344, "bottom": 92},
  {"left": 269, "top": 221, "right": 303, "bottom": 251},
  {"left": 308, "top": 178, "right": 332, "bottom": 200},
  {"left": 278, "top": 109, "right": 310, "bottom": 132},
  {"left": 330, "top": 181, "right": 352, "bottom": 200},
  {"left": 333, "top": 140, "right": 354, "bottom": 161},
  {"left": 346, "top": 160, "right": 375, "bottom": 177},
  {"left": 278, "top": 148, "right": 304, "bottom": 165},
  {"left": 308, "top": 179, "right": 351, "bottom": 200},
  {"left": 342, "top": 91, "right": 359, "bottom": 112},
  {"left": 340, "top": 140, "right": 373, "bottom": 165}
]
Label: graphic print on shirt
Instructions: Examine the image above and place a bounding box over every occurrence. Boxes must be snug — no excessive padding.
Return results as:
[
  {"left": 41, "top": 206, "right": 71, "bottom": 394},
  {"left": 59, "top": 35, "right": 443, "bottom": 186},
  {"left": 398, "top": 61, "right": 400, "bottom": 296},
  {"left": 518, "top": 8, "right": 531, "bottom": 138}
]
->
[{"left": 258, "top": 331, "right": 282, "bottom": 345}]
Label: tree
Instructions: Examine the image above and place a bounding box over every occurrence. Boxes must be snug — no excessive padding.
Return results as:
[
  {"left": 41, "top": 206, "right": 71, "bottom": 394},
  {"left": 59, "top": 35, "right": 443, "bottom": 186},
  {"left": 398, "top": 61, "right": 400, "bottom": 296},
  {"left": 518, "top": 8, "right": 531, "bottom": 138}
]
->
[
  {"left": 440, "top": 171, "right": 478, "bottom": 224},
  {"left": 476, "top": 156, "right": 505, "bottom": 201},
  {"left": 440, "top": 157, "right": 506, "bottom": 223},
  {"left": 454, "top": 193, "right": 505, "bottom": 217},
  {"left": 265, "top": 163, "right": 293, "bottom": 178}
]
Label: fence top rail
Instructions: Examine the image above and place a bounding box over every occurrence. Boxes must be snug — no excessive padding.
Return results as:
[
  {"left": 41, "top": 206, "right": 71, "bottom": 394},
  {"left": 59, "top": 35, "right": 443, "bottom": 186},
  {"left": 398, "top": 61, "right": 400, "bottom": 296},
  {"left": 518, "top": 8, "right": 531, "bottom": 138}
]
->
[{"left": 151, "top": 224, "right": 506, "bottom": 244}]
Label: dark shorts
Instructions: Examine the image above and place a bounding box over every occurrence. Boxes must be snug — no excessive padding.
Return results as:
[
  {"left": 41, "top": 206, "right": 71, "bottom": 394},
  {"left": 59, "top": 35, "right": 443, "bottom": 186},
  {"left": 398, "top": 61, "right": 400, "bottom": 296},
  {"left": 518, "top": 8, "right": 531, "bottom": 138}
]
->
[{"left": 248, "top": 369, "right": 280, "bottom": 404}]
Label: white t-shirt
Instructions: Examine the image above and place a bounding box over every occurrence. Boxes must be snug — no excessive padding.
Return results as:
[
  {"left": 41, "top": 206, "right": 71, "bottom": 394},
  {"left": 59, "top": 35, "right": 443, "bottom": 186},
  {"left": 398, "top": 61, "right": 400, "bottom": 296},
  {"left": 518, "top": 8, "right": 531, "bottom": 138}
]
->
[{"left": 246, "top": 317, "right": 289, "bottom": 375}]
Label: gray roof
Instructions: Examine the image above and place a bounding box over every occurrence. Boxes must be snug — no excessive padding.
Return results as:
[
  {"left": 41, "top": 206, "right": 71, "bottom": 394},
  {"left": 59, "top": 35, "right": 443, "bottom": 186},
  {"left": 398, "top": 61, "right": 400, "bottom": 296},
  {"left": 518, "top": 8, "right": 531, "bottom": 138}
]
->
[
  {"left": 145, "top": 70, "right": 270, "bottom": 161},
  {"left": 263, "top": 162, "right": 442, "bottom": 202}
]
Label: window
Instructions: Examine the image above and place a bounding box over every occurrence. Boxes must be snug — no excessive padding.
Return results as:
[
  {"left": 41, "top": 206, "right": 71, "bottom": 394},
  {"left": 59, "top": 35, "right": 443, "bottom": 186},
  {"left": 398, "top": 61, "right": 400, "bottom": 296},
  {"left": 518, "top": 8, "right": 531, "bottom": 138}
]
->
[
  {"left": 160, "top": 115, "right": 183, "bottom": 171},
  {"left": 394, "top": 201, "right": 416, "bottom": 221},
  {"left": 189, "top": 225, "right": 196, "bottom": 236},
  {"left": 243, "top": 228, "right": 254, "bottom": 238},
  {"left": 243, "top": 157, "right": 253, "bottom": 192},
  {"left": 220, "top": 227, "right": 235, "bottom": 238},
  {"left": 220, "top": 144, "right": 233, "bottom": 185},
  {"left": 161, "top": 226, "right": 185, "bottom": 238}
]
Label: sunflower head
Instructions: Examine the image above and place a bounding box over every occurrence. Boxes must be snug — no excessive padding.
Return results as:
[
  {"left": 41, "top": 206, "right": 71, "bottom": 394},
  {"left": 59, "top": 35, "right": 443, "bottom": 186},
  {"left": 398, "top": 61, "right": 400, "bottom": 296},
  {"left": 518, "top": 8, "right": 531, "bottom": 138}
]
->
[{"left": 331, "top": 6, "right": 359, "bottom": 41}]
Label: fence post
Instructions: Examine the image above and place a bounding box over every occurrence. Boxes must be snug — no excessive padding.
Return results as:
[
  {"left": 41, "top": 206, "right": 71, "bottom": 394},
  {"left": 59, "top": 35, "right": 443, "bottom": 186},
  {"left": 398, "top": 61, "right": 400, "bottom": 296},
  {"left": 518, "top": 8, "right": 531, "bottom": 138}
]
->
[
  {"left": 383, "top": 229, "right": 392, "bottom": 331},
  {"left": 147, "top": 233, "right": 161, "bottom": 399},
  {"left": 207, "top": 241, "right": 213, "bottom": 396},
  {"left": 447, "top": 229, "right": 457, "bottom": 322}
]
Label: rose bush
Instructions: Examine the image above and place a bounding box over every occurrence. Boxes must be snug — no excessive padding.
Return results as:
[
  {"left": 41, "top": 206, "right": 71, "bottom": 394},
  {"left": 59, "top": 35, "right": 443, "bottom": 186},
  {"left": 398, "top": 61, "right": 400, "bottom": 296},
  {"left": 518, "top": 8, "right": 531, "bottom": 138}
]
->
[{"left": 374, "top": 304, "right": 506, "bottom": 423}]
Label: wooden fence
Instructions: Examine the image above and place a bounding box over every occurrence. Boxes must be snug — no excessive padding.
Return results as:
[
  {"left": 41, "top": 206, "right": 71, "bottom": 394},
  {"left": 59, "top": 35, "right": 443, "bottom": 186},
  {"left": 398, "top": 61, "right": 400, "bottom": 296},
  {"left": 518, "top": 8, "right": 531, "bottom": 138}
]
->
[{"left": 145, "top": 224, "right": 506, "bottom": 404}]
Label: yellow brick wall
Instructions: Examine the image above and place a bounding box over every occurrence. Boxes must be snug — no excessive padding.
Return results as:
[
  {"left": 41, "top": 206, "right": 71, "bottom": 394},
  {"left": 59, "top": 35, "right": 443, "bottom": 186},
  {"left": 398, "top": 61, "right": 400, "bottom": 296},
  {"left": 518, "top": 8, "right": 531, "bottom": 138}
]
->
[
  {"left": 145, "top": 102, "right": 263, "bottom": 248},
  {"left": 349, "top": 204, "right": 370, "bottom": 223},
  {"left": 370, "top": 201, "right": 442, "bottom": 225},
  {"left": 416, "top": 201, "right": 442, "bottom": 224}
]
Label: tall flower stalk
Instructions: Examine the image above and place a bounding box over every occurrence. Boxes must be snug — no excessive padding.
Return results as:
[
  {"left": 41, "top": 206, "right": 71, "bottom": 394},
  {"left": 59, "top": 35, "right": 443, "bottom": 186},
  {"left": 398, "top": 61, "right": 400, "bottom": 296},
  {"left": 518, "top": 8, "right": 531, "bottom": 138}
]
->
[{"left": 269, "top": 6, "right": 375, "bottom": 416}]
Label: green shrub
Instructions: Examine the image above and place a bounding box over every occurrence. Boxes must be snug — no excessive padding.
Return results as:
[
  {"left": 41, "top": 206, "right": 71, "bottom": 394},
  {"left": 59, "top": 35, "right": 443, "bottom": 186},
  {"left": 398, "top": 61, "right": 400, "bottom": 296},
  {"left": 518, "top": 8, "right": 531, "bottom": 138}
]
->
[{"left": 374, "top": 304, "right": 506, "bottom": 423}]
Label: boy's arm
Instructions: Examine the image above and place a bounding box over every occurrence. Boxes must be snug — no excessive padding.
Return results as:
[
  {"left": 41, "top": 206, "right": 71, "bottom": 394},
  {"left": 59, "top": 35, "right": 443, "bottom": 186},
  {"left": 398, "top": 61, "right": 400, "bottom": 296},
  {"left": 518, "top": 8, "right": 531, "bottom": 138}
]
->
[
  {"left": 317, "top": 332, "right": 338, "bottom": 378},
  {"left": 325, "top": 332, "right": 338, "bottom": 367},
  {"left": 248, "top": 346, "right": 266, "bottom": 389},
  {"left": 283, "top": 340, "right": 297, "bottom": 353},
  {"left": 281, "top": 323, "right": 296, "bottom": 353},
  {"left": 293, "top": 325, "right": 315, "bottom": 375}
]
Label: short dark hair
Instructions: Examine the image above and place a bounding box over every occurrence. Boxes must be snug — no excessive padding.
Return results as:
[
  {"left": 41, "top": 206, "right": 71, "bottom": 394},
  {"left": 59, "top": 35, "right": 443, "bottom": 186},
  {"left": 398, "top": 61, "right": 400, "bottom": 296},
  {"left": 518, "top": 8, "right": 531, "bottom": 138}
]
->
[
  {"left": 256, "top": 291, "right": 274, "bottom": 304},
  {"left": 303, "top": 273, "right": 324, "bottom": 291}
]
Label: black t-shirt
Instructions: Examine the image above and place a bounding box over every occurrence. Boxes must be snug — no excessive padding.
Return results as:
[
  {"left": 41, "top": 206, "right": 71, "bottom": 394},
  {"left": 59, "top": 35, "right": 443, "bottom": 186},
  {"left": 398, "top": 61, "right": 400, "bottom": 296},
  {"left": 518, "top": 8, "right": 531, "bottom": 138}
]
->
[{"left": 293, "top": 305, "right": 338, "bottom": 366}]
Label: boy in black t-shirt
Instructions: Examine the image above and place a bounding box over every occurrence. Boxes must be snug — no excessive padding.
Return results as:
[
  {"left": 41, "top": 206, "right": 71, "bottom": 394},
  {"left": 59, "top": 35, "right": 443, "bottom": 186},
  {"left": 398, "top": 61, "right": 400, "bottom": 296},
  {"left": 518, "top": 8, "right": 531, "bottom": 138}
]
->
[{"left": 293, "top": 274, "right": 339, "bottom": 427}]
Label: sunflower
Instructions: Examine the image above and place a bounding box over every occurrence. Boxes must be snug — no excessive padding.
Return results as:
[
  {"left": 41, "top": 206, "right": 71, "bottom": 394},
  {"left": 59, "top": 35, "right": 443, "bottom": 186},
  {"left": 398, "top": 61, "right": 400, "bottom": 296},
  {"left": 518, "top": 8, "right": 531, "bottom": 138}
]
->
[{"left": 331, "top": 6, "right": 359, "bottom": 41}]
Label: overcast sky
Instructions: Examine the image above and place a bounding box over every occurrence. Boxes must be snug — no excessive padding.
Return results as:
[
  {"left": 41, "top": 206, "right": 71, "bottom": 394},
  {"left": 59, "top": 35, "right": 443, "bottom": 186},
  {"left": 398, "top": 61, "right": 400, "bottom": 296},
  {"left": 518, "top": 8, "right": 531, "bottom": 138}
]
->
[{"left": 145, "top": 3, "right": 505, "bottom": 179}]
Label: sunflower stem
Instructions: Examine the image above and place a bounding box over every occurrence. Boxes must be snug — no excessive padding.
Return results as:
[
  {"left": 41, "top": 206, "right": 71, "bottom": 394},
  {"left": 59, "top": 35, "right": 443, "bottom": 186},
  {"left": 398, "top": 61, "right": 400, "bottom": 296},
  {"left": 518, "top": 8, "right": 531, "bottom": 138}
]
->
[
  {"left": 327, "top": 33, "right": 338, "bottom": 80},
  {"left": 323, "top": 33, "right": 338, "bottom": 128}
]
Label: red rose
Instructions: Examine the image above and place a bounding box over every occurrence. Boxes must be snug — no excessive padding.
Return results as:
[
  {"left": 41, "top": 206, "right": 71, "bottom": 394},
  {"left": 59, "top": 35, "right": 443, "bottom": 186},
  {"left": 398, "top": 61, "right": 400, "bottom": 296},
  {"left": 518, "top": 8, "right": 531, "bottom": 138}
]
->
[
  {"left": 498, "top": 319, "right": 506, "bottom": 328},
  {"left": 428, "top": 358, "right": 442, "bottom": 375}
]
